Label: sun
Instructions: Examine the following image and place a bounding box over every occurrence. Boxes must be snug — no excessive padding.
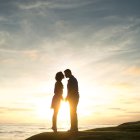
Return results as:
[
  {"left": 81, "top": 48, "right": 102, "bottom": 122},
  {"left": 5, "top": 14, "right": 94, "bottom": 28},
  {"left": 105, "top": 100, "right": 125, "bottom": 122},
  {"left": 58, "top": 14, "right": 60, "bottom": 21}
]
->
[
  {"left": 58, "top": 100, "right": 70, "bottom": 118},
  {"left": 35, "top": 97, "right": 70, "bottom": 129},
  {"left": 57, "top": 100, "right": 70, "bottom": 129}
]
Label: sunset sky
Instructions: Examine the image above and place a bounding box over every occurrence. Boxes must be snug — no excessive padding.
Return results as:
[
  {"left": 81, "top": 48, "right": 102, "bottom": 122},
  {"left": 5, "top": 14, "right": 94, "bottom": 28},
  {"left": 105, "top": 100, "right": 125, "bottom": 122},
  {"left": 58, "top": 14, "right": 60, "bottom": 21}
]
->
[{"left": 0, "top": 0, "right": 140, "bottom": 127}]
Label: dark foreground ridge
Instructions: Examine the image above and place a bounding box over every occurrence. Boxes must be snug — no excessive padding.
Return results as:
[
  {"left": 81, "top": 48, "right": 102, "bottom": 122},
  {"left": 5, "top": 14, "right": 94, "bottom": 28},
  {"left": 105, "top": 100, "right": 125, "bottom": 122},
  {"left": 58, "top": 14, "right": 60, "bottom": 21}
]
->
[{"left": 26, "top": 121, "right": 140, "bottom": 140}]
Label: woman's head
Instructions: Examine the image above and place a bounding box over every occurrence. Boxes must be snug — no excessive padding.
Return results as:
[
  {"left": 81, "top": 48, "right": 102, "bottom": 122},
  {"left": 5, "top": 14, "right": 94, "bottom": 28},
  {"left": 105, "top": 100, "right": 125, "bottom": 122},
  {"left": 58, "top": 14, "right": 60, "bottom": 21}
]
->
[{"left": 55, "top": 72, "right": 64, "bottom": 81}]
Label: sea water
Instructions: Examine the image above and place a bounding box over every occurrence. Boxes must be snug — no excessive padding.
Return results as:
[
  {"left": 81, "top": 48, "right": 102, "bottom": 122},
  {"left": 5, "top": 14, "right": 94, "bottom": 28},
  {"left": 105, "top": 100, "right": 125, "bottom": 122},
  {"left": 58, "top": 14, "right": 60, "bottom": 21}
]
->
[{"left": 0, "top": 123, "right": 115, "bottom": 140}]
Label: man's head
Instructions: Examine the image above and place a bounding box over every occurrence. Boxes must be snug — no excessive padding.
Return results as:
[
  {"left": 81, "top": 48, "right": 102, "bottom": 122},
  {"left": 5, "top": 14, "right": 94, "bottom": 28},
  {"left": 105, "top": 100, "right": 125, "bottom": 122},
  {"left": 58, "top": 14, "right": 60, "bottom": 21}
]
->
[{"left": 64, "top": 69, "right": 72, "bottom": 78}]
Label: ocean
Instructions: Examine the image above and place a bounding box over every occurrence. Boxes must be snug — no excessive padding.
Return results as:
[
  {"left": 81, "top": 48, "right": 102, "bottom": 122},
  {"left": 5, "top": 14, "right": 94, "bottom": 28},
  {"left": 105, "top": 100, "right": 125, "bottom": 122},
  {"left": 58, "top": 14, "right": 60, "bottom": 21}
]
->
[{"left": 0, "top": 123, "right": 115, "bottom": 140}]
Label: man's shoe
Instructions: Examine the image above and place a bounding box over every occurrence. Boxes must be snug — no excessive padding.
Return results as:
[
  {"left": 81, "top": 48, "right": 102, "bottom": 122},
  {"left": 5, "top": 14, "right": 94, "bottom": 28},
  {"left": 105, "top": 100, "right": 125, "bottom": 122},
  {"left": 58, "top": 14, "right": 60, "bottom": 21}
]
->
[
  {"left": 67, "top": 129, "right": 78, "bottom": 133},
  {"left": 51, "top": 127, "right": 57, "bottom": 132}
]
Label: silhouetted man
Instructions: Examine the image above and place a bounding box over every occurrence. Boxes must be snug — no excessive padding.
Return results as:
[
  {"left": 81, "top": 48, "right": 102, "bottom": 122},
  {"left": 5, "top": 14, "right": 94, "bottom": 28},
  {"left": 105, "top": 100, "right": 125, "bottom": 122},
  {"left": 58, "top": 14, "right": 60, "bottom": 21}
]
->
[{"left": 64, "top": 69, "right": 79, "bottom": 132}]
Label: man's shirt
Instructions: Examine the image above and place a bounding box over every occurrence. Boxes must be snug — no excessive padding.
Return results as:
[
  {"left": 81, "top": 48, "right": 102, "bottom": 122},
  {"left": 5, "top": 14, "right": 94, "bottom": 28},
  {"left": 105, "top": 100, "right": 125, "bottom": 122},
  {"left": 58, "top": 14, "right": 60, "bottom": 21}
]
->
[{"left": 67, "top": 75, "right": 79, "bottom": 98}]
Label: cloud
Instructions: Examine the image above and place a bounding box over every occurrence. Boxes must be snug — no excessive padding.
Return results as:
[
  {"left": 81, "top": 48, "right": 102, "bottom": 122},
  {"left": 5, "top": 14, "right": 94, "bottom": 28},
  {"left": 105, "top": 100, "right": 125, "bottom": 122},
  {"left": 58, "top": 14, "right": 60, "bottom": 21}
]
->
[
  {"left": 18, "top": 1, "right": 50, "bottom": 10},
  {"left": 0, "top": 11, "right": 139, "bottom": 96},
  {"left": 0, "top": 16, "right": 8, "bottom": 21},
  {"left": 0, "top": 31, "right": 10, "bottom": 46},
  {"left": 127, "top": 111, "right": 140, "bottom": 114},
  {"left": 109, "top": 108, "right": 126, "bottom": 111},
  {"left": 125, "top": 66, "right": 140, "bottom": 76},
  {"left": 0, "top": 0, "right": 140, "bottom": 53},
  {"left": 22, "top": 50, "right": 40, "bottom": 61},
  {"left": 17, "top": 0, "right": 95, "bottom": 11},
  {"left": 0, "top": 58, "right": 16, "bottom": 65},
  {"left": 111, "top": 82, "right": 133, "bottom": 90},
  {"left": 1, "top": 0, "right": 140, "bottom": 22},
  {"left": 0, "top": 107, "right": 32, "bottom": 113}
]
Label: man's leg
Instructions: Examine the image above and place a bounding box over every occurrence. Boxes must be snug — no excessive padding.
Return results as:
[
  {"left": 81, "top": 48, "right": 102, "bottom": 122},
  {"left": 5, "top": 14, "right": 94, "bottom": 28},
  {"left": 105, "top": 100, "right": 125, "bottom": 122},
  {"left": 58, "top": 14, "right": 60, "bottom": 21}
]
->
[
  {"left": 69, "top": 99, "right": 78, "bottom": 131},
  {"left": 73, "top": 106, "right": 78, "bottom": 131},
  {"left": 69, "top": 102, "right": 73, "bottom": 130}
]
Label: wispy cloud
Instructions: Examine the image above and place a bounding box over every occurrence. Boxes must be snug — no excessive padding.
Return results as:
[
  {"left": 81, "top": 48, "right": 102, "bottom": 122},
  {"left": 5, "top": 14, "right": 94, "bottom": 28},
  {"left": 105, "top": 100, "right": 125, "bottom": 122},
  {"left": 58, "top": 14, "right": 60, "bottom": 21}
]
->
[
  {"left": 125, "top": 66, "right": 140, "bottom": 76},
  {"left": 109, "top": 107, "right": 126, "bottom": 111},
  {"left": 18, "top": 1, "right": 50, "bottom": 10},
  {"left": 0, "top": 107, "right": 32, "bottom": 113},
  {"left": 17, "top": 0, "right": 95, "bottom": 10},
  {"left": 0, "top": 16, "right": 8, "bottom": 21},
  {"left": 110, "top": 82, "right": 133, "bottom": 90}
]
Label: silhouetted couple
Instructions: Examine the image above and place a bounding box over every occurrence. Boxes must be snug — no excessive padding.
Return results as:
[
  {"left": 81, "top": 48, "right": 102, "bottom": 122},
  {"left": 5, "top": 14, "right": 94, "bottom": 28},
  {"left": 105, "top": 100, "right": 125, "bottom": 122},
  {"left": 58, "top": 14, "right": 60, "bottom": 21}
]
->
[{"left": 51, "top": 69, "right": 79, "bottom": 132}]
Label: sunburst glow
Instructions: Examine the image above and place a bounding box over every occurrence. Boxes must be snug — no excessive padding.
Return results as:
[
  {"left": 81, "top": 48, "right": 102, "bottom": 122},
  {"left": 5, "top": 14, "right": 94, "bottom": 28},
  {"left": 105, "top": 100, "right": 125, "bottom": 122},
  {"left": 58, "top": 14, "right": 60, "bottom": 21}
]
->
[{"left": 57, "top": 101, "right": 70, "bottom": 129}]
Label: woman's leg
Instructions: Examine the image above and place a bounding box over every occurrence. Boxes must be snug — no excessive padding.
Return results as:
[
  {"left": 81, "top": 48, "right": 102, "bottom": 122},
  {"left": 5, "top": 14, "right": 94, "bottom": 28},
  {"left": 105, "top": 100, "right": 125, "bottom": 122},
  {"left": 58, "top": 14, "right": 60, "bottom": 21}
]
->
[{"left": 52, "top": 107, "right": 59, "bottom": 132}]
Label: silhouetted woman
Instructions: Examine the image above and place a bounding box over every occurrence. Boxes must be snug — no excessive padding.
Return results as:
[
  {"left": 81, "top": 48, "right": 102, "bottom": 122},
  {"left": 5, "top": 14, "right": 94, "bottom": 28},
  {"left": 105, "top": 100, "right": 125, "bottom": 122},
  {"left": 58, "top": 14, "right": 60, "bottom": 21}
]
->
[{"left": 51, "top": 72, "right": 64, "bottom": 132}]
